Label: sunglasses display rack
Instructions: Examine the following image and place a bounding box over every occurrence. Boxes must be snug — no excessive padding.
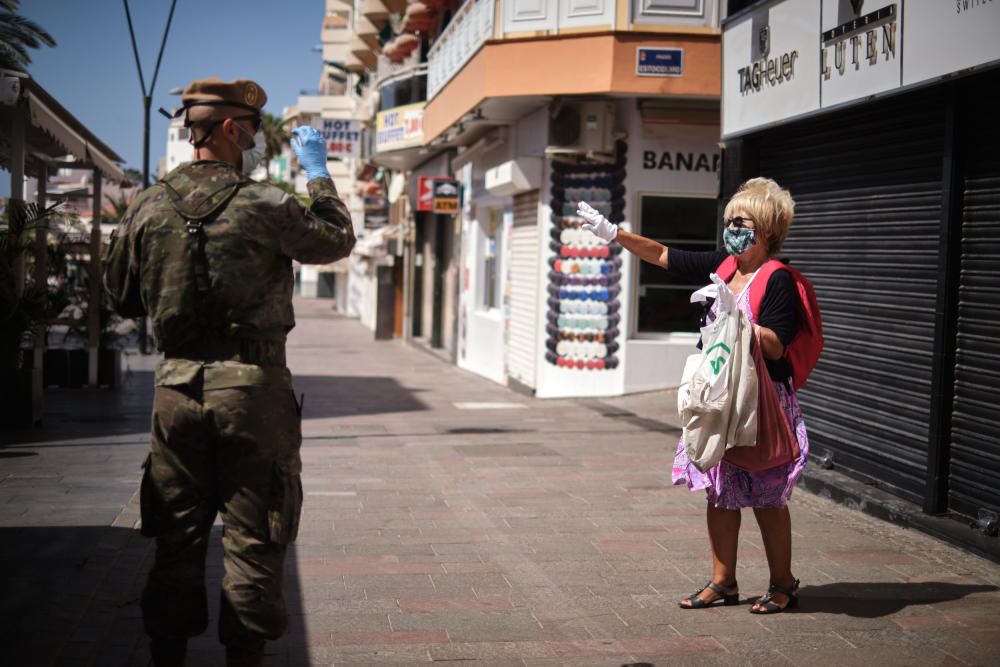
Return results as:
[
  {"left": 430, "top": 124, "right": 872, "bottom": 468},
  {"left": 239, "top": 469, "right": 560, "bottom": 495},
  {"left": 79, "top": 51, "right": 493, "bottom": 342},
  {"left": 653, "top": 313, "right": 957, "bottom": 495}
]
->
[{"left": 545, "top": 141, "right": 626, "bottom": 370}]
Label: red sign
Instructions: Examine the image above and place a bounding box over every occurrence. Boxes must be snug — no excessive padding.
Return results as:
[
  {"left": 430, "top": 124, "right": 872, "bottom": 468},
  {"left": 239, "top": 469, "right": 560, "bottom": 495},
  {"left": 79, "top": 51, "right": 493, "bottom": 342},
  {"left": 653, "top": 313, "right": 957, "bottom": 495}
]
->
[
  {"left": 417, "top": 176, "right": 460, "bottom": 214},
  {"left": 417, "top": 176, "right": 435, "bottom": 212}
]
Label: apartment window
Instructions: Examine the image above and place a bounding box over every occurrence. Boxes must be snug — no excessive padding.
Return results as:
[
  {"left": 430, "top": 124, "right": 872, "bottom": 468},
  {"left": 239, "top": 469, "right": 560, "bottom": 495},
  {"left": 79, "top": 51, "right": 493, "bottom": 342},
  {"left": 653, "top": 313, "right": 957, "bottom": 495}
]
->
[
  {"left": 481, "top": 209, "right": 501, "bottom": 310},
  {"left": 636, "top": 195, "right": 718, "bottom": 333},
  {"left": 177, "top": 127, "right": 189, "bottom": 140}
]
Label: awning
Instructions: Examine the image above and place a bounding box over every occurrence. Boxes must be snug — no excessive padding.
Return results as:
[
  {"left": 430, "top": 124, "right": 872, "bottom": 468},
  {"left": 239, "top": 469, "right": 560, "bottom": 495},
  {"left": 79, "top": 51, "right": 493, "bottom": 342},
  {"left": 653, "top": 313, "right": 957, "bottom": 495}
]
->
[
  {"left": 21, "top": 76, "right": 126, "bottom": 182},
  {"left": 353, "top": 225, "right": 390, "bottom": 257},
  {"left": 388, "top": 172, "right": 406, "bottom": 203},
  {"left": 296, "top": 257, "right": 350, "bottom": 274}
]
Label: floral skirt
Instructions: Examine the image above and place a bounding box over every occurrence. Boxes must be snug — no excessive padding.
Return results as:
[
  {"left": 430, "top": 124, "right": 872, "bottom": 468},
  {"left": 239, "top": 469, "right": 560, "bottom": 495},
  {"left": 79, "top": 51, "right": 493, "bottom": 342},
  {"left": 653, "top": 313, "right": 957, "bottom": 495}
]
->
[{"left": 672, "top": 380, "right": 809, "bottom": 510}]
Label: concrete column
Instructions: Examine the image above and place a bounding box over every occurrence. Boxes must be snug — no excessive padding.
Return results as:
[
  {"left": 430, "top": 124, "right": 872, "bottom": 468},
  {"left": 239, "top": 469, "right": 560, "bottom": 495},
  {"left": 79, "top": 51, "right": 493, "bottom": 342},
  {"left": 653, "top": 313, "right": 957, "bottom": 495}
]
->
[
  {"left": 33, "top": 167, "right": 48, "bottom": 372},
  {"left": 9, "top": 101, "right": 24, "bottom": 199},
  {"left": 8, "top": 102, "right": 25, "bottom": 309},
  {"left": 88, "top": 170, "right": 102, "bottom": 386}
]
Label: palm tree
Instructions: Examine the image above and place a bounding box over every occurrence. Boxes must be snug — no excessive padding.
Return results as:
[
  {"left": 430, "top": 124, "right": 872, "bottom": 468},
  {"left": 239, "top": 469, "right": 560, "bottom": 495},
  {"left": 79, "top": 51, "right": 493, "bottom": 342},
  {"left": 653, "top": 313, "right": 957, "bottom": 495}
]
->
[
  {"left": 104, "top": 192, "right": 134, "bottom": 227},
  {"left": 1, "top": 199, "right": 61, "bottom": 323},
  {"left": 0, "top": 0, "right": 56, "bottom": 73},
  {"left": 260, "top": 112, "right": 289, "bottom": 183}
]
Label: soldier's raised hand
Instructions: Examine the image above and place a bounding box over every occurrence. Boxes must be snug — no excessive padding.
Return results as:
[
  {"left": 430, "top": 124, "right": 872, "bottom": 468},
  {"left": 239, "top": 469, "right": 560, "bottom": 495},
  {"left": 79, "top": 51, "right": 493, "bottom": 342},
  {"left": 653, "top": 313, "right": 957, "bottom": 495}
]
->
[
  {"left": 577, "top": 201, "right": 618, "bottom": 242},
  {"left": 291, "top": 126, "right": 330, "bottom": 181}
]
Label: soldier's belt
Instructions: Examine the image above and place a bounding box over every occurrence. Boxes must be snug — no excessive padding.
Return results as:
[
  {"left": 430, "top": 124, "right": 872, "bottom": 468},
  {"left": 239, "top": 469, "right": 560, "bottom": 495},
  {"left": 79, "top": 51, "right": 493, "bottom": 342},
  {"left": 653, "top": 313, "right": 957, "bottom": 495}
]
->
[
  {"left": 155, "top": 359, "right": 292, "bottom": 390},
  {"left": 163, "top": 337, "right": 286, "bottom": 367}
]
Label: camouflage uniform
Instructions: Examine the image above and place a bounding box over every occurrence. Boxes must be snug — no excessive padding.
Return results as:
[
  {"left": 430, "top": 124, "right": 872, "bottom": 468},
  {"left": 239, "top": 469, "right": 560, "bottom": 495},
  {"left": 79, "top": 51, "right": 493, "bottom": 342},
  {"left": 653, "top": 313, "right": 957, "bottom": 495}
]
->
[{"left": 104, "top": 158, "right": 354, "bottom": 658}]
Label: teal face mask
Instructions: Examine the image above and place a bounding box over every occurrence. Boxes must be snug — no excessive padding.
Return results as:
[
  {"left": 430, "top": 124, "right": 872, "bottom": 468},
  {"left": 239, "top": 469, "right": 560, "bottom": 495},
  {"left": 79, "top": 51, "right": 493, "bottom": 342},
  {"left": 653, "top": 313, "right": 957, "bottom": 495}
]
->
[{"left": 723, "top": 226, "right": 756, "bottom": 256}]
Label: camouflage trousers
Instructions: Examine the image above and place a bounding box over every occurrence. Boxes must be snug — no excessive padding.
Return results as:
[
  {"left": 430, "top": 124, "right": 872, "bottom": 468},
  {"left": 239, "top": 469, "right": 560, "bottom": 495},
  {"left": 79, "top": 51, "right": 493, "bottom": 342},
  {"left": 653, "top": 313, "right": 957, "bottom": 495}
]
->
[{"left": 139, "top": 378, "right": 302, "bottom": 649}]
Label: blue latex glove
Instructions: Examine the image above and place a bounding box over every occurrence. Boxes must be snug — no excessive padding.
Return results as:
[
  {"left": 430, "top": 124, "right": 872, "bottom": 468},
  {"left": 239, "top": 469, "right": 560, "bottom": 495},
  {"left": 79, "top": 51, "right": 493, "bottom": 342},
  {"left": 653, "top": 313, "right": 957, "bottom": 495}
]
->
[{"left": 291, "top": 126, "right": 330, "bottom": 180}]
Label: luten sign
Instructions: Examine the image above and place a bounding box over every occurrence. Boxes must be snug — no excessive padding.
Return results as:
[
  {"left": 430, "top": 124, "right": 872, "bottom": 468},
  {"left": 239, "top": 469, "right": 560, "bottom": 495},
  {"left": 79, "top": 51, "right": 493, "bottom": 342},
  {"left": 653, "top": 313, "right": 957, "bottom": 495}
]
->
[
  {"left": 821, "top": 3, "right": 897, "bottom": 80},
  {"left": 820, "top": 1, "right": 901, "bottom": 106}
]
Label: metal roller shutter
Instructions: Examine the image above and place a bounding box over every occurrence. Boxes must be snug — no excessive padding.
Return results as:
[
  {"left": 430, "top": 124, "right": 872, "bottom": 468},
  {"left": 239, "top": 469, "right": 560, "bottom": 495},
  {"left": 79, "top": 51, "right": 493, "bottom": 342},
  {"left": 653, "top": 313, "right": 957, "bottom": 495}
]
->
[
  {"left": 949, "top": 103, "right": 1000, "bottom": 519},
  {"left": 508, "top": 191, "right": 540, "bottom": 389},
  {"left": 757, "top": 92, "right": 945, "bottom": 504}
]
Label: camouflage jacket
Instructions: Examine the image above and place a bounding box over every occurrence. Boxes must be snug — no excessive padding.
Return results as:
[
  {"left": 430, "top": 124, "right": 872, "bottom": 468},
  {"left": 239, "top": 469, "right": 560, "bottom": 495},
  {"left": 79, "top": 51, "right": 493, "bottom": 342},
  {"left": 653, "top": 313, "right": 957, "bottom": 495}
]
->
[{"left": 103, "top": 161, "right": 354, "bottom": 388}]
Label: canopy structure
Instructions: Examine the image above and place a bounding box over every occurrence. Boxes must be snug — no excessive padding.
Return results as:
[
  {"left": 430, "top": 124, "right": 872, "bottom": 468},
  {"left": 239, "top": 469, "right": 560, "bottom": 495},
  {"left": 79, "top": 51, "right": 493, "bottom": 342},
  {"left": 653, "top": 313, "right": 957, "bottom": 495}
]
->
[
  {"left": 2, "top": 69, "right": 128, "bottom": 395},
  {"left": 1, "top": 71, "right": 126, "bottom": 184}
]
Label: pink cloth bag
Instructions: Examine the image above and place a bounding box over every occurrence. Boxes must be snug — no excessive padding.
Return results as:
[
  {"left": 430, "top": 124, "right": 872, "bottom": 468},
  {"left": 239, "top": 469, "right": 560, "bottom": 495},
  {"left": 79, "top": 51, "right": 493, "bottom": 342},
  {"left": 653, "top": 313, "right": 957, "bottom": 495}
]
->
[{"left": 724, "top": 328, "right": 800, "bottom": 472}]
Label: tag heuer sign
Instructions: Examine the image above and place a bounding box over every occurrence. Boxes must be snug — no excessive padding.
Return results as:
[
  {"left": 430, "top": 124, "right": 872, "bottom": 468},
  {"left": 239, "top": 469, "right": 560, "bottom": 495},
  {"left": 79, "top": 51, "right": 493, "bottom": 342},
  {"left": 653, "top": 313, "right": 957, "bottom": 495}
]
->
[{"left": 758, "top": 25, "right": 770, "bottom": 58}]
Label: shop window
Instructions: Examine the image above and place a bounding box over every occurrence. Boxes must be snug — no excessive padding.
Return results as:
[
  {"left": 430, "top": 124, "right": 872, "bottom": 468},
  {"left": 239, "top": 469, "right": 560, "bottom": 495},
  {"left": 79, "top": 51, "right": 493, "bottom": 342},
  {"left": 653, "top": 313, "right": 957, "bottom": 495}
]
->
[
  {"left": 481, "top": 209, "right": 501, "bottom": 311},
  {"left": 636, "top": 195, "right": 718, "bottom": 334}
]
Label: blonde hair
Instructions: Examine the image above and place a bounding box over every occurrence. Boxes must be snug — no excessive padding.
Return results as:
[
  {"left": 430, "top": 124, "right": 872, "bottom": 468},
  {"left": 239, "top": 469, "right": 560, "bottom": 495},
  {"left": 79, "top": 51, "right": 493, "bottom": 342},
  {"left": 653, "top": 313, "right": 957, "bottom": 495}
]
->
[{"left": 724, "top": 177, "right": 795, "bottom": 256}]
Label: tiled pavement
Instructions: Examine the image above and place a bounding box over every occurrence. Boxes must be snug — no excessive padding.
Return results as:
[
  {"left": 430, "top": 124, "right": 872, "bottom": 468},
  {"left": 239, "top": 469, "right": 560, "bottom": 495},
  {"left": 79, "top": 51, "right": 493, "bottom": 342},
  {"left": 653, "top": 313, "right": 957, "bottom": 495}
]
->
[{"left": 2, "top": 297, "right": 999, "bottom": 666}]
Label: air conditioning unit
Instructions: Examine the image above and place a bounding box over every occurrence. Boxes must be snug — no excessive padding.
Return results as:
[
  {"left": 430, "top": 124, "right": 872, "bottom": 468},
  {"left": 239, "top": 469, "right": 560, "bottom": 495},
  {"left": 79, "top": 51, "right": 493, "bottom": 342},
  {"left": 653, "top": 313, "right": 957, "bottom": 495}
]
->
[{"left": 546, "top": 101, "right": 616, "bottom": 159}]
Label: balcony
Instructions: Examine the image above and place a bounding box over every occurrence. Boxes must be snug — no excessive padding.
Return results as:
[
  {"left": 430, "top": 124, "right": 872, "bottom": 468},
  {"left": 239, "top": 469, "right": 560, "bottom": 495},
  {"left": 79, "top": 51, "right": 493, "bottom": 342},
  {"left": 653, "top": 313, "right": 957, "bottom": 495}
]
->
[
  {"left": 370, "top": 65, "right": 430, "bottom": 170},
  {"left": 423, "top": 0, "right": 721, "bottom": 142},
  {"left": 321, "top": 8, "right": 352, "bottom": 45},
  {"left": 379, "top": 65, "right": 428, "bottom": 111},
  {"left": 427, "top": 0, "right": 496, "bottom": 101}
]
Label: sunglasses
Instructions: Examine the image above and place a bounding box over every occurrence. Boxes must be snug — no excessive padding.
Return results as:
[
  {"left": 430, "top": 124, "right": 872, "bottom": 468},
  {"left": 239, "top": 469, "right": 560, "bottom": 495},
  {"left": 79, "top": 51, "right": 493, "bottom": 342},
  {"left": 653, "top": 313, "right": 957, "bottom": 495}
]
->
[
  {"left": 232, "top": 114, "right": 263, "bottom": 133},
  {"left": 724, "top": 216, "right": 755, "bottom": 229}
]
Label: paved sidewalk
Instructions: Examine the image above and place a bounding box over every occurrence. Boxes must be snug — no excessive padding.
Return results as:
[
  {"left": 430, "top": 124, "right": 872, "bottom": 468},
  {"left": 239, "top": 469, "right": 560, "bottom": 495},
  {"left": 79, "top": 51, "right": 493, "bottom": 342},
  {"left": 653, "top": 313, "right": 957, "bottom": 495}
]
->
[{"left": 2, "top": 297, "right": 999, "bottom": 666}]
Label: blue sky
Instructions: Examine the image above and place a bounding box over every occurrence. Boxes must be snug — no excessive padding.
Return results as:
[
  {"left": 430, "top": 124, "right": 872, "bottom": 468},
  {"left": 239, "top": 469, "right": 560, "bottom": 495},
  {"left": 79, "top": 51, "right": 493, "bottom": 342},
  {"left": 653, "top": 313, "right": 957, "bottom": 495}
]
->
[{"left": 3, "top": 0, "right": 324, "bottom": 194}]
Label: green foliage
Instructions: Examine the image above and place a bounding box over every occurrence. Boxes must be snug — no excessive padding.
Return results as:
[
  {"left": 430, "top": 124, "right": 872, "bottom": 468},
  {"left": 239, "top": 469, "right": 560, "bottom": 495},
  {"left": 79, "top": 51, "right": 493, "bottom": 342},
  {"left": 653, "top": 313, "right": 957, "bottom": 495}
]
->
[
  {"left": 0, "top": 199, "right": 60, "bottom": 255},
  {"left": 105, "top": 191, "right": 134, "bottom": 226},
  {"left": 0, "top": 0, "right": 56, "bottom": 73},
  {"left": 1, "top": 198, "right": 62, "bottom": 371},
  {"left": 122, "top": 167, "right": 143, "bottom": 187},
  {"left": 261, "top": 112, "right": 289, "bottom": 182}
]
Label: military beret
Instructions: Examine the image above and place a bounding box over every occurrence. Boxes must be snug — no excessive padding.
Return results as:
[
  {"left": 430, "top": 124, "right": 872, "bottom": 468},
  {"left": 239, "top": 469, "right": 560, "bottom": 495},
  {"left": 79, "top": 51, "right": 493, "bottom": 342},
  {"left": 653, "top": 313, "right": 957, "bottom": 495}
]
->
[{"left": 180, "top": 77, "right": 267, "bottom": 124}]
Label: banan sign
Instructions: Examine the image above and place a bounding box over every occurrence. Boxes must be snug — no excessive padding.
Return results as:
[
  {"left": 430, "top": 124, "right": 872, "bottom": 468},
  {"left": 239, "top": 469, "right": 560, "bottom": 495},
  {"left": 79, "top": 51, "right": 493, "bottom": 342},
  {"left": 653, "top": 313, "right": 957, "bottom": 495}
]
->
[
  {"left": 642, "top": 151, "right": 720, "bottom": 173},
  {"left": 821, "top": 3, "right": 897, "bottom": 80}
]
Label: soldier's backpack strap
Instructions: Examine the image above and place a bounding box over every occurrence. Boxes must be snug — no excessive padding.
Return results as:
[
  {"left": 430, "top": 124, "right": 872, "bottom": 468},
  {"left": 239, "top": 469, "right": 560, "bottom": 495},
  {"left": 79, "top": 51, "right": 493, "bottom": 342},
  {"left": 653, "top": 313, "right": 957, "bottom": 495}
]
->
[{"left": 158, "top": 178, "right": 246, "bottom": 323}]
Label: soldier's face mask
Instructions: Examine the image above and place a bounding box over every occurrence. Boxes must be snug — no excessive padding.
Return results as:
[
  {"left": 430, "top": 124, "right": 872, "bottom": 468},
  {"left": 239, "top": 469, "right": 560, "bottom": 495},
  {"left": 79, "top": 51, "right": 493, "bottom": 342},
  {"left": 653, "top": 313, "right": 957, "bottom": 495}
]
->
[{"left": 232, "top": 120, "right": 266, "bottom": 176}]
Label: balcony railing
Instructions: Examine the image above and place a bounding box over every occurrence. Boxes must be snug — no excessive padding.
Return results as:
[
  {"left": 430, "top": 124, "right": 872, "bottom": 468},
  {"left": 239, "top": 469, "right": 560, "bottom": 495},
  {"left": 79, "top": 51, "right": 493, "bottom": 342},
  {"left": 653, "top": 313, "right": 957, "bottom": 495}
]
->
[
  {"left": 427, "top": 0, "right": 496, "bottom": 101},
  {"left": 427, "top": 0, "right": 720, "bottom": 101}
]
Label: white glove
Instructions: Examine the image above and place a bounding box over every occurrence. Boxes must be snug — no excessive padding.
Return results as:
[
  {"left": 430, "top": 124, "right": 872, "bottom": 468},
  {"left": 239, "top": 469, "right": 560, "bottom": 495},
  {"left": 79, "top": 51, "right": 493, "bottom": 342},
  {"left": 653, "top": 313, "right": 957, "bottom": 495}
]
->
[{"left": 577, "top": 201, "right": 618, "bottom": 242}]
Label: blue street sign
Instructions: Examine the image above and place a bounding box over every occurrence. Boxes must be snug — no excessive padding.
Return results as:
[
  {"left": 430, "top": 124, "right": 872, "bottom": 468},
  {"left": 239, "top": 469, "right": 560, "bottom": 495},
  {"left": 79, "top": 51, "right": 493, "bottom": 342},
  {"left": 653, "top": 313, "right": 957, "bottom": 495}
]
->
[{"left": 636, "top": 47, "right": 684, "bottom": 77}]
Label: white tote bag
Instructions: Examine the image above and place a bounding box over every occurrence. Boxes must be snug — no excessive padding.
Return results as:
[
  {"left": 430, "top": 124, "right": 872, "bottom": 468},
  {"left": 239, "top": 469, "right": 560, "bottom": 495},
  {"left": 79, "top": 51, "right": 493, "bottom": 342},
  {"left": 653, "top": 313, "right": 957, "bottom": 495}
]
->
[{"left": 679, "top": 274, "right": 758, "bottom": 472}]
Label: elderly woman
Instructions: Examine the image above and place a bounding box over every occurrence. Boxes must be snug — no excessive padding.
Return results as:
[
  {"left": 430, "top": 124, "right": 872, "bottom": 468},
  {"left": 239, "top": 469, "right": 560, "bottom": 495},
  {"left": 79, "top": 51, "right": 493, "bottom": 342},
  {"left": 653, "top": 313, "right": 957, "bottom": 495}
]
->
[{"left": 578, "top": 177, "right": 808, "bottom": 614}]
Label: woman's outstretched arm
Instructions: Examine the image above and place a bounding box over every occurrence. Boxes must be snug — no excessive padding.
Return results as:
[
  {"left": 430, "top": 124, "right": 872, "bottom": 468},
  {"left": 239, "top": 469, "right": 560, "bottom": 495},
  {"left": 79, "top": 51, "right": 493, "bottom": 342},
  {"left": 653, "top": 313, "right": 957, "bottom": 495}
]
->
[
  {"left": 577, "top": 201, "right": 669, "bottom": 268},
  {"left": 615, "top": 229, "right": 669, "bottom": 269}
]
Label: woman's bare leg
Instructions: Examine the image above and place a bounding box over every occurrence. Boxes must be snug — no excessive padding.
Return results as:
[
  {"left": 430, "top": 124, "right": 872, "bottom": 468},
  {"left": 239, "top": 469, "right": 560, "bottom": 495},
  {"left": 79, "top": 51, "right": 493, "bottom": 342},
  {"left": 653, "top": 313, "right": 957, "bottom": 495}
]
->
[
  {"left": 681, "top": 504, "right": 741, "bottom": 606},
  {"left": 751, "top": 506, "right": 796, "bottom": 610}
]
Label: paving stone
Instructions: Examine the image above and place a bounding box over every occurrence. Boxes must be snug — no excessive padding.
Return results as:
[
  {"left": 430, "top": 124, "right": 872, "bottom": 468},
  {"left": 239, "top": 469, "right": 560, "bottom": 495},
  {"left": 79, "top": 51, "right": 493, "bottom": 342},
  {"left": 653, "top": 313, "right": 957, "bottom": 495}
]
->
[
  {"left": 3, "top": 299, "right": 1000, "bottom": 664},
  {"left": 389, "top": 610, "right": 545, "bottom": 642}
]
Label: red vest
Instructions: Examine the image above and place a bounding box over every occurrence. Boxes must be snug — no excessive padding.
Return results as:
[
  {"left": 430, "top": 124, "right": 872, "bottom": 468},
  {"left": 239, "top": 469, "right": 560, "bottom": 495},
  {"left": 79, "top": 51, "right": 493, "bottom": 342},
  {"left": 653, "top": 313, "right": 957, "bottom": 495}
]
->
[{"left": 716, "top": 256, "right": 824, "bottom": 390}]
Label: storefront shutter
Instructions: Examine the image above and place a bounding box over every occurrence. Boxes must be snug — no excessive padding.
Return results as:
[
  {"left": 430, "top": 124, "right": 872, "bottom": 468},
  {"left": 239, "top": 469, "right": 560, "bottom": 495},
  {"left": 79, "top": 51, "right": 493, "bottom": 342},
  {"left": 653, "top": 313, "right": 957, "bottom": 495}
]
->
[
  {"left": 757, "top": 91, "right": 945, "bottom": 504},
  {"left": 508, "top": 191, "right": 540, "bottom": 389},
  {"left": 949, "top": 101, "right": 1000, "bottom": 519}
]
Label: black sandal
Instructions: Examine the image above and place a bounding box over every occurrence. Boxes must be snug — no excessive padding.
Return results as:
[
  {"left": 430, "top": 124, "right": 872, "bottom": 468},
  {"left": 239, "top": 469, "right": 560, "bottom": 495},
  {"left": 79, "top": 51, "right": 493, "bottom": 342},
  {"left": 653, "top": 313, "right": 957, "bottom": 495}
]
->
[
  {"left": 678, "top": 581, "right": 739, "bottom": 609},
  {"left": 750, "top": 579, "right": 800, "bottom": 614}
]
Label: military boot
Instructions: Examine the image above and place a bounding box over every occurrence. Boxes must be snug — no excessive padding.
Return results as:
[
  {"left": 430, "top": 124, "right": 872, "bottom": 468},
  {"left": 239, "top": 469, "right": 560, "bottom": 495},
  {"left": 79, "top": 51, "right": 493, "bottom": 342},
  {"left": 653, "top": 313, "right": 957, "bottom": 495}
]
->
[
  {"left": 225, "top": 641, "right": 265, "bottom": 667},
  {"left": 149, "top": 637, "right": 187, "bottom": 666}
]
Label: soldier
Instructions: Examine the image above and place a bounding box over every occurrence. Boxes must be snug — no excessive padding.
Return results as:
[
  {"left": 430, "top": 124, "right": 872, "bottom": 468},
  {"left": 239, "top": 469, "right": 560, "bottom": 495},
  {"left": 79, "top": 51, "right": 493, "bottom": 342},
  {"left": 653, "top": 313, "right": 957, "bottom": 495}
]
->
[{"left": 103, "top": 77, "right": 355, "bottom": 666}]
